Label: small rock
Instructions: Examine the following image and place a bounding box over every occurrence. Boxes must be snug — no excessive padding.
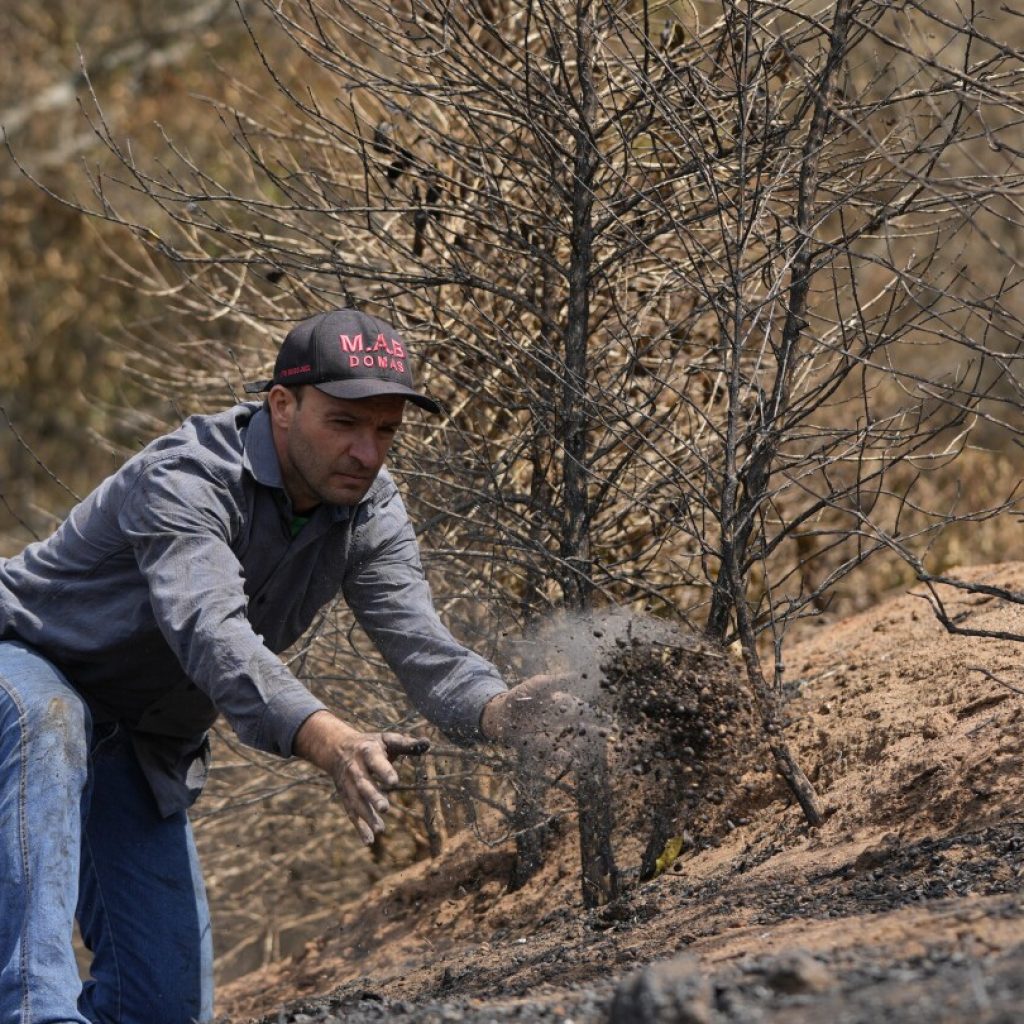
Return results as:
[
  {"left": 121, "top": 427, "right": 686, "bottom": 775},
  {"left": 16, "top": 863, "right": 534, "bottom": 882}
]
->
[
  {"left": 921, "top": 712, "right": 952, "bottom": 739},
  {"left": 608, "top": 954, "right": 712, "bottom": 1024},
  {"left": 762, "top": 950, "right": 834, "bottom": 994},
  {"left": 853, "top": 833, "right": 901, "bottom": 872}
]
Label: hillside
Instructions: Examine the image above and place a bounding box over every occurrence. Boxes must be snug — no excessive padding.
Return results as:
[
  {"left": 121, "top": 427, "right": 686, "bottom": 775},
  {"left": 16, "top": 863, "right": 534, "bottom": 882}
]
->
[{"left": 214, "top": 563, "right": 1024, "bottom": 1023}]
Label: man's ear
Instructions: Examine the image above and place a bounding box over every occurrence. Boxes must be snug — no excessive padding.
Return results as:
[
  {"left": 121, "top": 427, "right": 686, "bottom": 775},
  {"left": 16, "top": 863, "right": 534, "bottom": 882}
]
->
[{"left": 267, "top": 385, "right": 298, "bottom": 430}]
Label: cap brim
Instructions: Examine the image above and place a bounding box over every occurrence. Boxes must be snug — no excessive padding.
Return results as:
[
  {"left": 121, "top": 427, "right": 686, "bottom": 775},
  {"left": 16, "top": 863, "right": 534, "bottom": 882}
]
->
[
  {"left": 243, "top": 379, "right": 274, "bottom": 394},
  {"left": 314, "top": 379, "right": 442, "bottom": 414}
]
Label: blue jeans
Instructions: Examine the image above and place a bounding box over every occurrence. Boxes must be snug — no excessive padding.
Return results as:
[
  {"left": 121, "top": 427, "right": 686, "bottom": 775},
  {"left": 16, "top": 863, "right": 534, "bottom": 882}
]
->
[{"left": 0, "top": 642, "right": 214, "bottom": 1024}]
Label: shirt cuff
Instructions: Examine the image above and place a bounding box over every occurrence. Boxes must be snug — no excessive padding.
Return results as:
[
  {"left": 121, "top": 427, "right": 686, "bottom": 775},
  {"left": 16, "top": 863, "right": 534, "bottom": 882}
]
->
[
  {"left": 264, "top": 687, "right": 330, "bottom": 757},
  {"left": 453, "top": 677, "right": 508, "bottom": 742}
]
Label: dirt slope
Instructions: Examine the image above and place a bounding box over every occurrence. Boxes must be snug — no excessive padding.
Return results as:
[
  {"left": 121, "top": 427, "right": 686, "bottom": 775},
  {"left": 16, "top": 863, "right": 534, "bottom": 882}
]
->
[{"left": 218, "top": 563, "right": 1024, "bottom": 1023}]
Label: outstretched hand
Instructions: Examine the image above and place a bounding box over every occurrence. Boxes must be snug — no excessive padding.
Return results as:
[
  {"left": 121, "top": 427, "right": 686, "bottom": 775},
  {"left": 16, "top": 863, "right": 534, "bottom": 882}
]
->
[
  {"left": 480, "top": 672, "right": 588, "bottom": 756},
  {"left": 294, "top": 711, "right": 430, "bottom": 845}
]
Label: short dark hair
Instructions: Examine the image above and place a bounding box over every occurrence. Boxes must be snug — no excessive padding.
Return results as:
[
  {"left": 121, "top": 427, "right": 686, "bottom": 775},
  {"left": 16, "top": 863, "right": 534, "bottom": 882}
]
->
[{"left": 263, "top": 383, "right": 307, "bottom": 413}]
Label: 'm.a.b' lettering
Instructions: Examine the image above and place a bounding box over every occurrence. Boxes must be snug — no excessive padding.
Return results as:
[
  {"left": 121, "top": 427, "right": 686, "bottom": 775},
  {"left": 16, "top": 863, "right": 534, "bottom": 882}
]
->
[
  {"left": 339, "top": 333, "right": 406, "bottom": 358},
  {"left": 370, "top": 333, "right": 406, "bottom": 358}
]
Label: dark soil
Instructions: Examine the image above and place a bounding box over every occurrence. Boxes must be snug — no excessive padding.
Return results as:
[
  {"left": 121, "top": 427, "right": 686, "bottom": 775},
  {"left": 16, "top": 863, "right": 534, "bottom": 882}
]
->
[
  {"left": 248, "top": 820, "right": 1024, "bottom": 1024},
  {"left": 596, "top": 629, "right": 763, "bottom": 880},
  {"left": 258, "top": 926, "right": 1024, "bottom": 1024},
  {"left": 220, "top": 564, "right": 1024, "bottom": 1024}
]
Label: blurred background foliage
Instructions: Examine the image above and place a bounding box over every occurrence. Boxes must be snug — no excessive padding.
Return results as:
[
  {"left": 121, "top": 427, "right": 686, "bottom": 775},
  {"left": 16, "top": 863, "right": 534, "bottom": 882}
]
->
[
  {"left": 0, "top": 0, "right": 290, "bottom": 547},
  {"left": 3, "top": 0, "right": 1022, "bottom": 590}
]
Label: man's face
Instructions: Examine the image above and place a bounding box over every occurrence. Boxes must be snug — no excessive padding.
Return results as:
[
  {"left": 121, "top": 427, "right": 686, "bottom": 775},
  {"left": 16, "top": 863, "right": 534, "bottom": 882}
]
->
[{"left": 268, "top": 386, "right": 405, "bottom": 512}]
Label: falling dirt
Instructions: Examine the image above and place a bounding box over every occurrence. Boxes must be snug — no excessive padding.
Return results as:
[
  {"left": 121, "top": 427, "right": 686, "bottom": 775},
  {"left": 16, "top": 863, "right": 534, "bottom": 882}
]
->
[
  {"left": 596, "top": 626, "right": 763, "bottom": 880},
  {"left": 217, "top": 563, "right": 1024, "bottom": 1023}
]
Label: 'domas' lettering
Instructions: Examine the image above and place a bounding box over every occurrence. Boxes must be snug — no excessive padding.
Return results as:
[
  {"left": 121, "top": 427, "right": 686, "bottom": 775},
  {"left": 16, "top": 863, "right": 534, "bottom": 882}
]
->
[{"left": 349, "top": 354, "right": 406, "bottom": 372}]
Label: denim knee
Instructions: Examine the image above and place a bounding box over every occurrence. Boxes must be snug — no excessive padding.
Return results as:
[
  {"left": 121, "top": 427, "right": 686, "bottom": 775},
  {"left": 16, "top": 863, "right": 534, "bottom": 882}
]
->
[
  {"left": 0, "top": 644, "right": 95, "bottom": 1024},
  {"left": 30, "top": 693, "right": 90, "bottom": 766},
  {"left": 0, "top": 644, "right": 91, "bottom": 777}
]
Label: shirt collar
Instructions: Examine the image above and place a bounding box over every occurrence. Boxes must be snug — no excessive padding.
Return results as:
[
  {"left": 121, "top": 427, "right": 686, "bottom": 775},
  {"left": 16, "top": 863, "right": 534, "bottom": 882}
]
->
[{"left": 242, "top": 404, "right": 283, "bottom": 490}]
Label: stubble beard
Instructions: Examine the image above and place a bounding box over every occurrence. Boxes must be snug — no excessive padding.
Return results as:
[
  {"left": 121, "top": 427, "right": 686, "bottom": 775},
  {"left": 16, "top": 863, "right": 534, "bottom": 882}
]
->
[{"left": 289, "top": 435, "right": 377, "bottom": 509}]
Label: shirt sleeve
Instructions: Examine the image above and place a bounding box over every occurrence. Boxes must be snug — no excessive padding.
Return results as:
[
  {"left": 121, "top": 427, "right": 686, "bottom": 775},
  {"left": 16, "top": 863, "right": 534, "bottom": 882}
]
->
[
  {"left": 118, "top": 453, "right": 327, "bottom": 756},
  {"left": 342, "top": 487, "right": 507, "bottom": 741}
]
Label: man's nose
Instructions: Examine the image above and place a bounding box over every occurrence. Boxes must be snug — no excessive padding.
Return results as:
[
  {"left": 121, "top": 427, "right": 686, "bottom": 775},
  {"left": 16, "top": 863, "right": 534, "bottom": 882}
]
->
[{"left": 348, "top": 430, "right": 381, "bottom": 467}]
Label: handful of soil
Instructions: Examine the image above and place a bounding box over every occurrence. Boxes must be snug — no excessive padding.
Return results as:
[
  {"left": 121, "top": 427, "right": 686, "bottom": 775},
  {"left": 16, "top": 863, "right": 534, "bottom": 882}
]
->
[{"left": 596, "top": 631, "right": 761, "bottom": 877}]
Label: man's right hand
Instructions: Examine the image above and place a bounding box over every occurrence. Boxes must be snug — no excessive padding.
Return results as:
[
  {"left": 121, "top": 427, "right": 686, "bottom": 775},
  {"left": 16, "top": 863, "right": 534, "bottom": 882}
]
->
[{"left": 293, "top": 710, "right": 429, "bottom": 845}]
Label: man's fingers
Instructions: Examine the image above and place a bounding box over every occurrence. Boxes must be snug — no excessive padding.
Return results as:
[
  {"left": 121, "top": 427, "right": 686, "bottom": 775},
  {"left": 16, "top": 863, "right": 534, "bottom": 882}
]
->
[
  {"left": 381, "top": 732, "right": 430, "bottom": 759},
  {"left": 522, "top": 672, "right": 572, "bottom": 686},
  {"left": 358, "top": 742, "right": 402, "bottom": 790},
  {"left": 340, "top": 801, "right": 377, "bottom": 846},
  {"left": 321, "top": 728, "right": 430, "bottom": 844},
  {"left": 336, "top": 754, "right": 390, "bottom": 811},
  {"left": 335, "top": 772, "right": 382, "bottom": 843},
  {"left": 352, "top": 772, "right": 390, "bottom": 817},
  {"left": 519, "top": 673, "right": 574, "bottom": 698},
  {"left": 337, "top": 772, "right": 388, "bottom": 841}
]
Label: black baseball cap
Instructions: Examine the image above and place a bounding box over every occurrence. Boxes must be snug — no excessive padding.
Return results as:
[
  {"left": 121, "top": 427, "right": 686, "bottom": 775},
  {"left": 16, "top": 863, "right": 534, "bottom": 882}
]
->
[{"left": 244, "top": 309, "right": 441, "bottom": 414}]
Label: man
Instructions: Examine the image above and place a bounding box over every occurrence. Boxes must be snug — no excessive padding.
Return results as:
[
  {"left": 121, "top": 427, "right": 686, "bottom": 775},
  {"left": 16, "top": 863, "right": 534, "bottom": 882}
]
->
[{"left": 0, "top": 309, "right": 554, "bottom": 1024}]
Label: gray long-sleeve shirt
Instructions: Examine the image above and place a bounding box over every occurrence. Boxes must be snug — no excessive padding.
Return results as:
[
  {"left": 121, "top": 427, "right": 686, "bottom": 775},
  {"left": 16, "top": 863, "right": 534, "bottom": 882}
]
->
[{"left": 0, "top": 402, "right": 506, "bottom": 815}]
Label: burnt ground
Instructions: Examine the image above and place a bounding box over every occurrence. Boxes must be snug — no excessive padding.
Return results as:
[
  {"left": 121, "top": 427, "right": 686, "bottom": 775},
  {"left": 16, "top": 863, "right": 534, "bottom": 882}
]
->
[{"left": 219, "top": 563, "right": 1024, "bottom": 1024}]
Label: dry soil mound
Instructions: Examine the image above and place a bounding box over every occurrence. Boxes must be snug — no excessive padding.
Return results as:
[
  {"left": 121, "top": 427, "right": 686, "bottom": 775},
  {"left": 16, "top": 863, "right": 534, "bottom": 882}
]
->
[{"left": 219, "top": 563, "right": 1024, "bottom": 1023}]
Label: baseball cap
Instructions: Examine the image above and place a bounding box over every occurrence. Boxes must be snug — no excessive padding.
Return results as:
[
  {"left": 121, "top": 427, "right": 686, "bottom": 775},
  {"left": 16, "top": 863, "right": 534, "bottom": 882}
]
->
[{"left": 243, "top": 309, "right": 442, "bottom": 414}]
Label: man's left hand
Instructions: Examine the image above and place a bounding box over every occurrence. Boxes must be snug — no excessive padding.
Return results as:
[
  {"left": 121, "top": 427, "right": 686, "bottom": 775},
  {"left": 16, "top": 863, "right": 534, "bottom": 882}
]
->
[{"left": 480, "top": 673, "right": 586, "bottom": 754}]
